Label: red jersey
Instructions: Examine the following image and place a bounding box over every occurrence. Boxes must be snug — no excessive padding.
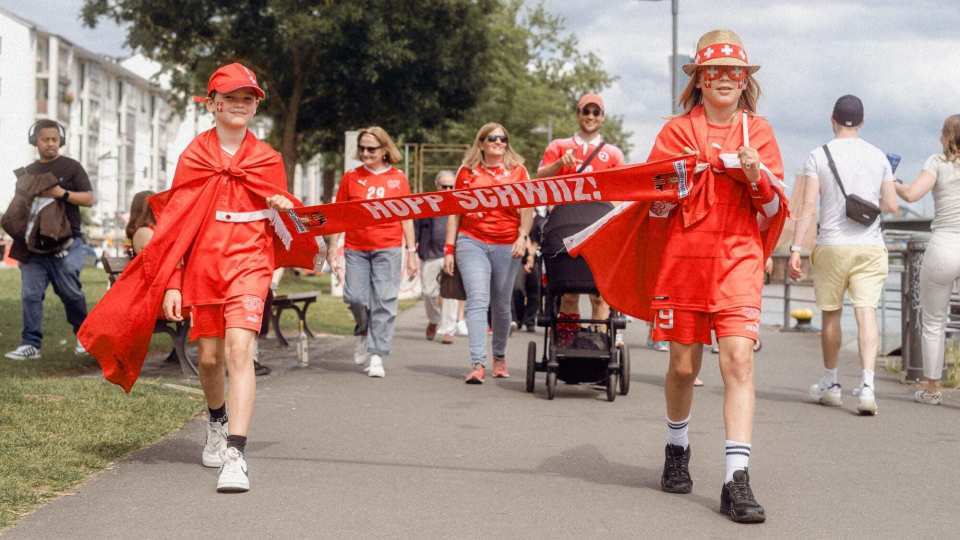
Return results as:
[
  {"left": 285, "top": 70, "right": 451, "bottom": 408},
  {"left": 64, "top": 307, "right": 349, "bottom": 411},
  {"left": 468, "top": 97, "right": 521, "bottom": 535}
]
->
[
  {"left": 455, "top": 163, "right": 530, "bottom": 244},
  {"left": 180, "top": 147, "right": 275, "bottom": 306},
  {"left": 539, "top": 134, "right": 625, "bottom": 175},
  {"left": 336, "top": 166, "right": 411, "bottom": 251}
]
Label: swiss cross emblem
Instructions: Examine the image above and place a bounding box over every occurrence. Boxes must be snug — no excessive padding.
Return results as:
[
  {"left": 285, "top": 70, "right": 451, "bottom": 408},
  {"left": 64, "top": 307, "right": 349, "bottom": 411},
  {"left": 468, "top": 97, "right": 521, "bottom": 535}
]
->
[
  {"left": 387, "top": 179, "right": 400, "bottom": 189},
  {"left": 738, "top": 49, "right": 747, "bottom": 60},
  {"left": 598, "top": 151, "right": 609, "bottom": 162},
  {"left": 703, "top": 47, "right": 714, "bottom": 59},
  {"left": 720, "top": 44, "right": 733, "bottom": 56}
]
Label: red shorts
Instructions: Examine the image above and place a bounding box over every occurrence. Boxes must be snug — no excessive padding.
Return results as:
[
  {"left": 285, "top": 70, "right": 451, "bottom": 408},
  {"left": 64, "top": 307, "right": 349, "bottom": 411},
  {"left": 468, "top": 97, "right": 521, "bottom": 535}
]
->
[
  {"left": 190, "top": 295, "right": 265, "bottom": 340},
  {"left": 651, "top": 306, "right": 760, "bottom": 345}
]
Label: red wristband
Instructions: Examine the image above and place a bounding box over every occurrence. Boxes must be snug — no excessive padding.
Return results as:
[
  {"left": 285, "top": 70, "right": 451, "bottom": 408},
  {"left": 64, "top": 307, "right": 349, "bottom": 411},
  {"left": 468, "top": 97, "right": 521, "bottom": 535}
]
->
[{"left": 444, "top": 244, "right": 455, "bottom": 256}]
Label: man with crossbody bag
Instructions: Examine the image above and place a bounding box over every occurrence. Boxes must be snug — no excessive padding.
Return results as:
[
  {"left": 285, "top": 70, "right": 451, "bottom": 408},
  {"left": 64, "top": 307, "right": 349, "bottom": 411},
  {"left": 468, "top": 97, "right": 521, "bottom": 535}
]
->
[
  {"left": 788, "top": 95, "right": 898, "bottom": 415},
  {"left": 537, "top": 93, "right": 625, "bottom": 343}
]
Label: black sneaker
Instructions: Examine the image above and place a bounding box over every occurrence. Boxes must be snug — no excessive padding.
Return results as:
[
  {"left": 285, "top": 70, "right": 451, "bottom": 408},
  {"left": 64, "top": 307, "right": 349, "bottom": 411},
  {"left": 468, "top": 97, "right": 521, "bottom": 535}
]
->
[
  {"left": 660, "top": 444, "right": 692, "bottom": 493},
  {"left": 254, "top": 360, "right": 272, "bottom": 376},
  {"left": 720, "top": 469, "right": 766, "bottom": 523}
]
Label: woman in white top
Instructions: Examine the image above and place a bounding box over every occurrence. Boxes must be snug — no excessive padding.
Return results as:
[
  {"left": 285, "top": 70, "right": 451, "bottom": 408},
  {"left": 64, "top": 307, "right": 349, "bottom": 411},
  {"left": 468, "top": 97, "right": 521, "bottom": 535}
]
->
[{"left": 894, "top": 114, "right": 960, "bottom": 405}]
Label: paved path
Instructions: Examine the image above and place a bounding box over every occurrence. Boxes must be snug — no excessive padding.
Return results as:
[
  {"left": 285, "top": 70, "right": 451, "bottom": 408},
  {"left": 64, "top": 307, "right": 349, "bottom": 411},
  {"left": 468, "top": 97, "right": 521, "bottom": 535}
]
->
[{"left": 6, "top": 304, "right": 957, "bottom": 539}]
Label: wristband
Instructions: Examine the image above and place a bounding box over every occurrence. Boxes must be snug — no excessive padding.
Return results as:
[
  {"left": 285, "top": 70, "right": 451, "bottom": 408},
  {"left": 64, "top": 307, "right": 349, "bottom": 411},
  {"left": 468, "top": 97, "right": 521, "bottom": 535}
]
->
[
  {"left": 789, "top": 245, "right": 803, "bottom": 254},
  {"left": 444, "top": 244, "right": 455, "bottom": 256},
  {"left": 60, "top": 190, "right": 70, "bottom": 202}
]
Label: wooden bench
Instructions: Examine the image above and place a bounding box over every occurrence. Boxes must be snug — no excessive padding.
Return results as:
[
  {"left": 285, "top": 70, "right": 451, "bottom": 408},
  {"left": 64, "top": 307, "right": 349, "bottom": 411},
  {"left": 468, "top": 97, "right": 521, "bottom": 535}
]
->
[
  {"left": 266, "top": 291, "right": 318, "bottom": 347},
  {"left": 100, "top": 254, "right": 198, "bottom": 377}
]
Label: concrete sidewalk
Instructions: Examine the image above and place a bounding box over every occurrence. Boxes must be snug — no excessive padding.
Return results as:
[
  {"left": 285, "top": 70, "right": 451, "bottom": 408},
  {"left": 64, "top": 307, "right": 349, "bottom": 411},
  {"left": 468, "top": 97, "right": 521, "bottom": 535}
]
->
[{"left": 6, "top": 304, "right": 957, "bottom": 539}]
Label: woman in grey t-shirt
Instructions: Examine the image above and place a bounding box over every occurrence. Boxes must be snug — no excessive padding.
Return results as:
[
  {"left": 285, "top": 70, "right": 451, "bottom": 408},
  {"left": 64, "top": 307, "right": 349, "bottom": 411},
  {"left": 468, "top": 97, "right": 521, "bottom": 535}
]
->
[{"left": 895, "top": 114, "right": 960, "bottom": 404}]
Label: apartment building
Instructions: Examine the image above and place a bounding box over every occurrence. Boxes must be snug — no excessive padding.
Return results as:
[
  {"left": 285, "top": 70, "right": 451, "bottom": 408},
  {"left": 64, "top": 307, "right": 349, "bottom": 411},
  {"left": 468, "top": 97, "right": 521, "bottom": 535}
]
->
[{"left": 0, "top": 7, "right": 181, "bottom": 242}]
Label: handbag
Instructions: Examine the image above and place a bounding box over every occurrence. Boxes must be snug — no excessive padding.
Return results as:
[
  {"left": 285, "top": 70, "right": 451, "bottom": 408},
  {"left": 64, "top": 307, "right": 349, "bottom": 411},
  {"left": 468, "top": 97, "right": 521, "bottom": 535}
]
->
[
  {"left": 438, "top": 263, "right": 466, "bottom": 300},
  {"left": 822, "top": 144, "right": 882, "bottom": 226}
]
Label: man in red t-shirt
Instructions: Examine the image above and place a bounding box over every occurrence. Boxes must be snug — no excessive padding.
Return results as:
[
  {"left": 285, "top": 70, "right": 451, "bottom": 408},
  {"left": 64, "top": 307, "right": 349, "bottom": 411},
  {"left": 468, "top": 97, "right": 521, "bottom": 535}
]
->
[{"left": 537, "top": 94, "right": 624, "bottom": 342}]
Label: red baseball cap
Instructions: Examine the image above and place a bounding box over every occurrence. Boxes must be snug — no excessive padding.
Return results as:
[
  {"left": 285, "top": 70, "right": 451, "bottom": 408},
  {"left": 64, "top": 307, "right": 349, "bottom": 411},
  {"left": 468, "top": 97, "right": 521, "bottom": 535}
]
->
[
  {"left": 192, "top": 63, "right": 265, "bottom": 103},
  {"left": 577, "top": 93, "right": 604, "bottom": 112}
]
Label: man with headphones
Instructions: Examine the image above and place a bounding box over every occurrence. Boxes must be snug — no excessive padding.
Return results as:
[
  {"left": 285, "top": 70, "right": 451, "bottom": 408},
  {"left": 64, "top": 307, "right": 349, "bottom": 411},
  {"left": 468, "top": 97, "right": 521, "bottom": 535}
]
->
[{"left": 6, "top": 119, "right": 95, "bottom": 361}]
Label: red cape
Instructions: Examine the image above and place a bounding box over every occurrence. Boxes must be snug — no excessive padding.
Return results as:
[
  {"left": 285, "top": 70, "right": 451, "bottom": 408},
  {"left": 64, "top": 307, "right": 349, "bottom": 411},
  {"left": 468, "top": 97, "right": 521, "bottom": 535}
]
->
[
  {"left": 568, "top": 106, "right": 789, "bottom": 320},
  {"left": 78, "top": 129, "right": 318, "bottom": 392}
]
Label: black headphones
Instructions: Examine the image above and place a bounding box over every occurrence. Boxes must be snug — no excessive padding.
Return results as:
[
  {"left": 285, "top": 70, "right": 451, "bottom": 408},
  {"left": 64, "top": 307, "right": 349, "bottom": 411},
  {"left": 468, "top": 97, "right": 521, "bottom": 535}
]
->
[{"left": 28, "top": 120, "right": 67, "bottom": 148}]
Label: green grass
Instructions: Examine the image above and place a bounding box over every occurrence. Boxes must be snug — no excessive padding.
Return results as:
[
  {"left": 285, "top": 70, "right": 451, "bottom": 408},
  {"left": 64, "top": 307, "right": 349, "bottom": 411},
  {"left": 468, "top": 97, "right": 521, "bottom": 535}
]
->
[{"left": 0, "top": 266, "right": 414, "bottom": 530}]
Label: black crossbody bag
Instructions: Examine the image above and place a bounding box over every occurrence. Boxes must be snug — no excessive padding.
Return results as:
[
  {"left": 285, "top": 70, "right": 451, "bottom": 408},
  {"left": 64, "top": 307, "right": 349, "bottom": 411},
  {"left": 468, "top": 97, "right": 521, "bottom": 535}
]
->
[{"left": 822, "top": 144, "right": 882, "bottom": 226}]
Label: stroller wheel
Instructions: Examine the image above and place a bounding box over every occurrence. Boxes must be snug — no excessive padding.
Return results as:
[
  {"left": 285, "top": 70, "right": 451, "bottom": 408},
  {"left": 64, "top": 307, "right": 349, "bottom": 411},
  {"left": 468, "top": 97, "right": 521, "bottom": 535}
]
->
[
  {"left": 617, "top": 345, "right": 631, "bottom": 396},
  {"left": 526, "top": 341, "right": 536, "bottom": 393},
  {"left": 606, "top": 370, "right": 617, "bottom": 402},
  {"left": 546, "top": 369, "right": 557, "bottom": 400}
]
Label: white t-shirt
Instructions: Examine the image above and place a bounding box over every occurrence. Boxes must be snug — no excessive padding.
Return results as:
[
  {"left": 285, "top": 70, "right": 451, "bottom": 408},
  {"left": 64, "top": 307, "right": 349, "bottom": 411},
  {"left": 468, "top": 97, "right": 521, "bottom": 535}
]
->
[
  {"left": 923, "top": 154, "right": 960, "bottom": 233},
  {"left": 803, "top": 138, "right": 894, "bottom": 246}
]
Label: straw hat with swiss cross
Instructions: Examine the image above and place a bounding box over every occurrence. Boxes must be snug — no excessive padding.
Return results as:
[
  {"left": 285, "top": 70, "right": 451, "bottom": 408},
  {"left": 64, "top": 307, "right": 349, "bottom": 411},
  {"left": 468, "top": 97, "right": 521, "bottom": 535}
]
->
[{"left": 682, "top": 29, "right": 760, "bottom": 76}]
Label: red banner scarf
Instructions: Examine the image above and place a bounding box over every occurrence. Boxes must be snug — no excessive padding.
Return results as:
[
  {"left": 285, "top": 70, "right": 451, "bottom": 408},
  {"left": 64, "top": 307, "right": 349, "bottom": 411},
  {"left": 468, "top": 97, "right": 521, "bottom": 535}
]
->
[
  {"left": 282, "top": 156, "right": 698, "bottom": 236},
  {"left": 79, "top": 129, "right": 318, "bottom": 392}
]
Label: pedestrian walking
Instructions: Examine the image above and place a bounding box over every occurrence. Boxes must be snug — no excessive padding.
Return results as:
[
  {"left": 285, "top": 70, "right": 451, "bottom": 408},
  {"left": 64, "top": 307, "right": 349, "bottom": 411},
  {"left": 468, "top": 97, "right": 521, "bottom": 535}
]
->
[
  {"left": 893, "top": 114, "right": 960, "bottom": 405},
  {"left": 325, "top": 127, "right": 419, "bottom": 378},
  {"left": 788, "top": 94, "right": 898, "bottom": 414},
  {"left": 512, "top": 207, "right": 545, "bottom": 332},
  {"left": 5, "top": 119, "right": 95, "bottom": 361},
  {"left": 443, "top": 123, "right": 533, "bottom": 384},
  {"left": 416, "top": 171, "right": 459, "bottom": 344}
]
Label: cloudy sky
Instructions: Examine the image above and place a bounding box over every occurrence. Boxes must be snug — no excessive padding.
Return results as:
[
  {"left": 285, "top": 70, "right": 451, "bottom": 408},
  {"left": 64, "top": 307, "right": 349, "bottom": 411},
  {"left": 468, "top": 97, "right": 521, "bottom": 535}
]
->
[{"left": 5, "top": 0, "right": 957, "bottom": 213}]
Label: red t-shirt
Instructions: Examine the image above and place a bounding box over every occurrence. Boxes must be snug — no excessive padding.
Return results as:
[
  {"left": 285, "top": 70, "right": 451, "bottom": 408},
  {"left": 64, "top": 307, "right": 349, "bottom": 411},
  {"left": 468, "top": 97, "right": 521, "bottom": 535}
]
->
[
  {"left": 455, "top": 163, "right": 529, "bottom": 244},
  {"left": 336, "top": 165, "right": 411, "bottom": 251},
  {"left": 539, "top": 134, "right": 625, "bottom": 175}
]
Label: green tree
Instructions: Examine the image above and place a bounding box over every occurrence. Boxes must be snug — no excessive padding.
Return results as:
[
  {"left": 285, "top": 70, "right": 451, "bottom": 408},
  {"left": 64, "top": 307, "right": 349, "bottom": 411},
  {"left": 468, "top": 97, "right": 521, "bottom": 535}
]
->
[
  {"left": 430, "top": 1, "right": 631, "bottom": 173},
  {"left": 81, "top": 0, "right": 495, "bottom": 188}
]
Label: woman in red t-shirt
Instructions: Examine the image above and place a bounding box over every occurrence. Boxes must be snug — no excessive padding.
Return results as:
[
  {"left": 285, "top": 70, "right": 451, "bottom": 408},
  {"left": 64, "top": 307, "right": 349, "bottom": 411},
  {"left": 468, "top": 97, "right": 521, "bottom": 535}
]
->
[
  {"left": 327, "top": 127, "right": 419, "bottom": 378},
  {"left": 442, "top": 123, "right": 533, "bottom": 384}
]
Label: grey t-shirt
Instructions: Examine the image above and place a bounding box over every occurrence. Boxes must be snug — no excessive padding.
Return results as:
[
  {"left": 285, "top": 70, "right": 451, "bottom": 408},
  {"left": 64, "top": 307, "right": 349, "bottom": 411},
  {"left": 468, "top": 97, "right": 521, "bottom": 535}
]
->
[{"left": 924, "top": 153, "right": 960, "bottom": 232}]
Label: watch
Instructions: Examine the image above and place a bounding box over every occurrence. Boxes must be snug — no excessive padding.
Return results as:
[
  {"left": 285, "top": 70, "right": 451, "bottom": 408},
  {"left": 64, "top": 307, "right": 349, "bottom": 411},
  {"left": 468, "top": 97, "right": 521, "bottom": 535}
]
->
[
  {"left": 789, "top": 245, "right": 803, "bottom": 253},
  {"left": 60, "top": 190, "right": 70, "bottom": 202}
]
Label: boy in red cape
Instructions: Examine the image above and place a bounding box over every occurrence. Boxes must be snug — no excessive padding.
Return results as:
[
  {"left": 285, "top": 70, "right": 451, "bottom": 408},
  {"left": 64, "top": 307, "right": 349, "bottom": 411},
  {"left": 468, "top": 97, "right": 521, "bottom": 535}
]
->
[
  {"left": 567, "top": 30, "right": 787, "bottom": 523},
  {"left": 78, "top": 63, "right": 318, "bottom": 493}
]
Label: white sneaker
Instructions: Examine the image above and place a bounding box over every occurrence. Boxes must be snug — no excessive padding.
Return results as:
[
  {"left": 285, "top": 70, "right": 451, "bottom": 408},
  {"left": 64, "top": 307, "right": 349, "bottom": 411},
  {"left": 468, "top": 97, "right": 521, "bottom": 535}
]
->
[
  {"left": 217, "top": 447, "right": 250, "bottom": 493},
  {"left": 914, "top": 389, "right": 943, "bottom": 406},
  {"left": 74, "top": 342, "right": 87, "bottom": 356},
  {"left": 809, "top": 379, "right": 843, "bottom": 406},
  {"left": 456, "top": 320, "right": 469, "bottom": 336},
  {"left": 353, "top": 335, "right": 368, "bottom": 366},
  {"left": 367, "top": 354, "right": 385, "bottom": 378},
  {"left": 5, "top": 344, "right": 40, "bottom": 361},
  {"left": 202, "top": 421, "right": 228, "bottom": 467},
  {"left": 855, "top": 384, "right": 878, "bottom": 415}
]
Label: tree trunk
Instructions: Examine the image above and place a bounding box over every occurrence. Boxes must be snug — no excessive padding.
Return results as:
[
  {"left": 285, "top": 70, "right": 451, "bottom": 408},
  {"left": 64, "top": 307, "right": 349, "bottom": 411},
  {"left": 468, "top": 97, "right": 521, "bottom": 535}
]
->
[{"left": 279, "top": 62, "right": 305, "bottom": 192}]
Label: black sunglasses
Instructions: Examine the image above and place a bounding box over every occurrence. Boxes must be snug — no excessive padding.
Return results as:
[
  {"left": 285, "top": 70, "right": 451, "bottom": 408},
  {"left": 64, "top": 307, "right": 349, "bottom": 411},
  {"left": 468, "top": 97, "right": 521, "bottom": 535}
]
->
[
  {"left": 484, "top": 135, "right": 508, "bottom": 143},
  {"left": 579, "top": 107, "right": 603, "bottom": 117},
  {"left": 438, "top": 184, "right": 455, "bottom": 190},
  {"left": 359, "top": 145, "right": 382, "bottom": 153}
]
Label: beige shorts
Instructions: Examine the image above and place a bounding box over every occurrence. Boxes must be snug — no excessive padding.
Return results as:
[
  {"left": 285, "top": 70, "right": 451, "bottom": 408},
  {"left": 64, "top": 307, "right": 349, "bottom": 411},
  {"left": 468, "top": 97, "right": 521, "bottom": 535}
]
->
[{"left": 811, "top": 245, "right": 888, "bottom": 310}]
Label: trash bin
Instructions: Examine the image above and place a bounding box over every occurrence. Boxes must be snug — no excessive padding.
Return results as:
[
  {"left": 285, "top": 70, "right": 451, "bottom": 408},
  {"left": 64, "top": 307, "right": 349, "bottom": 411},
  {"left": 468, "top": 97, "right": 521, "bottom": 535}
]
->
[{"left": 901, "top": 236, "right": 929, "bottom": 382}]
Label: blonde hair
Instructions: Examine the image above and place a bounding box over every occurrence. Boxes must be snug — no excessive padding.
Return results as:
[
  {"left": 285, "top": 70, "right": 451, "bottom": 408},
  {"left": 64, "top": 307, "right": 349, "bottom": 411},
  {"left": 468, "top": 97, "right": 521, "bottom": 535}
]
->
[
  {"left": 678, "top": 70, "right": 761, "bottom": 115},
  {"left": 461, "top": 122, "right": 525, "bottom": 170},
  {"left": 355, "top": 126, "right": 402, "bottom": 164},
  {"left": 941, "top": 114, "right": 960, "bottom": 163}
]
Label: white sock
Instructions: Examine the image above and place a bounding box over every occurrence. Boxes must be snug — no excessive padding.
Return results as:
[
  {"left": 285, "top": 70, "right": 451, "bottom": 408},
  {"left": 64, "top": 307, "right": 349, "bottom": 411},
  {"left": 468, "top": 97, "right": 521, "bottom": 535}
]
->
[
  {"left": 862, "top": 369, "right": 874, "bottom": 388},
  {"left": 666, "top": 415, "right": 690, "bottom": 449},
  {"left": 724, "top": 440, "right": 751, "bottom": 483},
  {"left": 824, "top": 368, "right": 838, "bottom": 386}
]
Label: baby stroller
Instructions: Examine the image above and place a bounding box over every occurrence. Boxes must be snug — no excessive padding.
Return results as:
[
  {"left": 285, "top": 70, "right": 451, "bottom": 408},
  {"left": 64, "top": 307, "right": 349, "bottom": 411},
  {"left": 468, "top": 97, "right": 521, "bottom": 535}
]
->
[{"left": 525, "top": 201, "right": 631, "bottom": 401}]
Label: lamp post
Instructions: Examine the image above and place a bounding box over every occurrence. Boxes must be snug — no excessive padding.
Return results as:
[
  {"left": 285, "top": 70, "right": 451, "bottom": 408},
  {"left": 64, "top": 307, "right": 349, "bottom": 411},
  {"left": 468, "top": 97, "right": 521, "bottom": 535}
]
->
[{"left": 638, "top": 0, "right": 680, "bottom": 114}]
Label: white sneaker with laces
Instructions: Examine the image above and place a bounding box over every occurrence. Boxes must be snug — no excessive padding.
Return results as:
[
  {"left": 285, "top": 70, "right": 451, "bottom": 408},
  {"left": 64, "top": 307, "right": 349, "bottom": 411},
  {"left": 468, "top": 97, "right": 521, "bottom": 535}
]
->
[
  {"left": 854, "top": 384, "right": 878, "bottom": 415},
  {"left": 367, "top": 354, "right": 385, "bottom": 378},
  {"left": 456, "top": 320, "right": 469, "bottom": 337},
  {"left": 202, "top": 421, "right": 228, "bottom": 467},
  {"left": 5, "top": 344, "right": 40, "bottom": 361},
  {"left": 217, "top": 447, "right": 249, "bottom": 492},
  {"left": 74, "top": 342, "right": 87, "bottom": 356},
  {"left": 809, "top": 378, "right": 843, "bottom": 406},
  {"left": 353, "top": 335, "right": 368, "bottom": 366},
  {"left": 914, "top": 389, "right": 943, "bottom": 405}
]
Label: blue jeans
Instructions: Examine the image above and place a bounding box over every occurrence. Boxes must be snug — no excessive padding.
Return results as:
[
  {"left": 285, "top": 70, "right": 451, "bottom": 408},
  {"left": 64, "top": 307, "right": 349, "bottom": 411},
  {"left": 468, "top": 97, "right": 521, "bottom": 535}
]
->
[
  {"left": 19, "top": 238, "right": 90, "bottom": 347},
  {"left": 456, "top": 235, "right": 521, "bottom": 366},
  {"left": 343, "top": 248, "right": 402, "bottom": 358}
]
